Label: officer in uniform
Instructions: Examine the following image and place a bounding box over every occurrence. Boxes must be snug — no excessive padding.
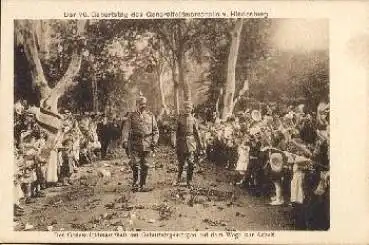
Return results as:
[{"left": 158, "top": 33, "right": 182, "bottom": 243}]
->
[
  {"left": 122, "top": 96, "right": 159, "bottom": 192},
  {"left": 174, "top": 101, "right": 203, "bottom": 187}
]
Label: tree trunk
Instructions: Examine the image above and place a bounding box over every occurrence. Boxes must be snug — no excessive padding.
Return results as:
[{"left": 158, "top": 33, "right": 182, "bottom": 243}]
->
[
  {"left": 157, "top": 67, "right": 169, "bottom": 115},
  {"left": 178, "top": 52, "right": 191, "bottom": 103},
  {"left": 177, "top": 27, "right": 191, "bottom": 104},
  {"left": 43, "top": 51, "right": 82, "bottom": 113},
  {"left": 215, "top": 88, "right": 223, "bottom": 119},
  {"left": 221, "top": 19, "right": 243, "bottom": 120},
  {"left": 157, "top": 39, "right": 169, "bottom": 115},
  {"left": 173, "top": 82, "right": 180, "bottom": 115},
  {"left": 170, "top": 59, "right": 180, "bottom": 115},
  {"left": 92, "top": 75, "right": 98, "bottom": 112},
  {"left": 19, "top": 21, "right": 51, "bottom": 100},
  {"left": 231, "top": 79, "right": 249, "bottom": 113},
  {"left": 17, "top": 20, "right": 84, "bottom": 129}
]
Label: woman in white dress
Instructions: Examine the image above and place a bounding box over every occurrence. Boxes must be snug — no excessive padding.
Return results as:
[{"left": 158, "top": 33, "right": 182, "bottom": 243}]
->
[{"left": 46, "top": 128, "right": 64, "bottom": 185}]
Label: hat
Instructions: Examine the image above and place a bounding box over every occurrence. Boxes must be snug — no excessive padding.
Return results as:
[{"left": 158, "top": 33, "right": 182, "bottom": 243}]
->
[
  {"left": 251, "top": 110, "right": 262, "bottom": 122},
  {"left": 285, "top": 112, "right": 294, "bottom": 120},
  {"left": 136, "top": 96, "right": 147, "bottom": 105},
  {"left": 270, "top": 153, "right": 284, "bottom": 173}
]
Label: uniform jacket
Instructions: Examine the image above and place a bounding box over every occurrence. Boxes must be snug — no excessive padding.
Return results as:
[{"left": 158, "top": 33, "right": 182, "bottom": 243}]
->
[
  {"left": 122, "top": 110, "right": 159, "bottom": 152},
  {"left": 176, "top": 114, "right": 202, "bottom": 154}
]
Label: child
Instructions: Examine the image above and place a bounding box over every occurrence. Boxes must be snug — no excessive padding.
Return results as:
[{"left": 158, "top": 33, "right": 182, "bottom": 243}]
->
[
  {"left": 14, "top": 148, "right": 24, "bottom": 216},
  {"left": 60, "top": 136, "right": 75, "bottom": 186},
  {"left": 20, "top": 131, "right": 38, "bottom": 201}
]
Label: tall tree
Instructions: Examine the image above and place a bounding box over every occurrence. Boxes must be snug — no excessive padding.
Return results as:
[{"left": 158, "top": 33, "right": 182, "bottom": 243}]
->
[
  {"left": 152, "top": 19, "right": 210, "bottom": 113},
  {"left": 221, "top": 19, "right": 244, "bottom": 119},
  {"left": 15, "top": 19, "right": 87, "bottom": 125}
]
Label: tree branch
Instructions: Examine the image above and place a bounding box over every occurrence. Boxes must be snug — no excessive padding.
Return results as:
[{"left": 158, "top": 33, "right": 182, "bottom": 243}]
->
[
  {"left": 51, "top": 51, "right": 83, "bottom": 95},
  {"left": 49, "top": 19, "right": 88, "bottom": 98}
]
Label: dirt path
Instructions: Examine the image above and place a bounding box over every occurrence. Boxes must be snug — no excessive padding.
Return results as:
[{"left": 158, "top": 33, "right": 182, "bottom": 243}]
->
[{"left": 14, "top": 146, "right": 296, "bottom": 231}]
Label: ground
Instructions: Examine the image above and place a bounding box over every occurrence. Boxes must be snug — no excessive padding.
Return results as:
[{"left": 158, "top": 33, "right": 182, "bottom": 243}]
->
[{"left": 14, "top": 146, "right": 296, "bottom": 232}]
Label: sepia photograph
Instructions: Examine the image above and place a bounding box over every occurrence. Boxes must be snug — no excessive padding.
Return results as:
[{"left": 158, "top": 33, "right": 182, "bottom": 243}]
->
[{"left": 12, "top": 18, "right": 330, "bottom": 233}]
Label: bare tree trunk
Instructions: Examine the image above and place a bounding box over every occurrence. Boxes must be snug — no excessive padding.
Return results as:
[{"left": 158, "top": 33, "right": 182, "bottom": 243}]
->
[
  {"left": 215, "top": 88, "right": 223, "bottom": 119},
  {"left": 157, "top": 68, "right": 169, "bottom": 116},
  {"left": 177, "top": 25, "right": 191, "bottom": 103},
  {"left": 17, "top": 19, "right": 85, "bottom": 121},
  {"left": 178, "top": 53, "right": 191, "bottom": 103},
  {"left": 43, "top": 51, "right": 83, "bottom": 113},
  {"left": 18, "top": 20, "right": 51, "bottom": 100},
  {"left": 173, "top": 82, "right": 180, "bottom": 115},
  {"left": 231, "top": 79, "right": 249, "bottom": 113},
  {"left": 221, "top": 19, "right": 243, "bottom": 120},
  {"left": 154, "top": 39, "right": 170, "bottom": 119},
  {"left": 170, "top": 59, "right": 180, "bottom": 115},
  {"left": 158, "top": 75, "right": 167, "bottom": 110}
]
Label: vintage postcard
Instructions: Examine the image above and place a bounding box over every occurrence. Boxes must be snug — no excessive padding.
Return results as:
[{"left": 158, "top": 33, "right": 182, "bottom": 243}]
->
[{"left": 1, "top": 0, "right": 369, "bottom": 244}]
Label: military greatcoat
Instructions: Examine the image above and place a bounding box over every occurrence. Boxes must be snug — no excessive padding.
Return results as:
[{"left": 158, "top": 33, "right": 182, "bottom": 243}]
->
[
  {"left": 123, "top": 110, "right": 159, "bottom": 153},
  {"left": 176, "top": 114, "right": 202, "bottom": 154}
]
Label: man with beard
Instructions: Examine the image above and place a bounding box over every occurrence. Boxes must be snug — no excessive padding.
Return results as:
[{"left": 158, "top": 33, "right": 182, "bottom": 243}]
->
[
  {"left": 122, "top": 96, "right": 159, "bottom": 192},
  {"left": 174, "top": 101, "right": 203, "bottom": 188}
]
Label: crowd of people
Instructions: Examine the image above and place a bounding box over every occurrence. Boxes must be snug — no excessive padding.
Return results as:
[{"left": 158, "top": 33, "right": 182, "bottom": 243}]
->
[
  {"left": 13, "top": 98, "right": 329, "bottom": 229},
  {"left": 158, "top": 101, "right": 330, "bottom": 229},
  {"left": 197, "top": 102, "right": 330, "bottom": 229},
  {"left": 13, "top": 99, "right": 123, "bottom": 216}
]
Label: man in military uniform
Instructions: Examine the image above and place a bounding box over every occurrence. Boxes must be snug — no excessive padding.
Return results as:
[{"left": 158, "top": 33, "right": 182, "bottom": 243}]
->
[
  {"left": 174, "top": 101, "right": 203, "bottom": 187},
  {"left": 122, "top": 96, "right": 159, "bottom": 192}
]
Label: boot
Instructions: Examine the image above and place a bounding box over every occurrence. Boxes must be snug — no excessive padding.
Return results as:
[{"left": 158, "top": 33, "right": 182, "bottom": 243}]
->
[
  {"left": 139, "top": 165, "right": 149, "bottom": 187},
  {"left": 186, "top": 166, "right": 194, "bottom": 188},
  {"left": 174, "top": 164, "right": 184, "bottom": 186},
  {"left": 131, "top": 166, "right": 139, "bottom": 189}
]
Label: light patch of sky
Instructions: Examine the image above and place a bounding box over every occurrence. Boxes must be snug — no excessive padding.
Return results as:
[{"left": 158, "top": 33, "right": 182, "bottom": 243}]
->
[{"left": 271, "top": 19, "right": 328, "bottom": 52}]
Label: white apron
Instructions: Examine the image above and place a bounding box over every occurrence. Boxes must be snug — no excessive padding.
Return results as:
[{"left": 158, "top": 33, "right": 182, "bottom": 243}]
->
[
  {"left": 290, "top": 164, "right": 305, "bottom": 204},
  {"left": 46, "top": 150, "right": 59, "bottom": 183}
]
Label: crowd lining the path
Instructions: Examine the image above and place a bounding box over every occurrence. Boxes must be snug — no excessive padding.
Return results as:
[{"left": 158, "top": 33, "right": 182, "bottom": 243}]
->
[{"left": 13, "top": 99, "right": 330, "bottom": 230}]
